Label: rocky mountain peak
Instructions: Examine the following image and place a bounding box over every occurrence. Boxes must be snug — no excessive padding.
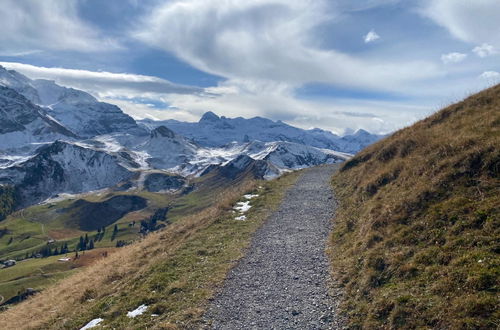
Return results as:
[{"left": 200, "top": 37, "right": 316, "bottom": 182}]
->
[
  {"left": 199, "top": 111, "right": 220, "bottom": 123},
  {"left": 150, "top": 125, "right": 176, "bottom": 139}
]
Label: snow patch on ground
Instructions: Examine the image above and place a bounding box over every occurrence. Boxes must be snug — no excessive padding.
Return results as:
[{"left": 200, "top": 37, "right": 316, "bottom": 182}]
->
[
  {"left": 244, "top": 194, "right": 259, "bottom": 200},
  {"left": 80, "top": 318, "right": 103, "bottom": 330},
  {"left": 127, "top": 304, "right": 148, "bottom": 318},
  {"left": 234, "top": 201, "right": 251, "bottom": 213},
  {"left": 234, "top": 215, "right": 247, "bottom": 221}
]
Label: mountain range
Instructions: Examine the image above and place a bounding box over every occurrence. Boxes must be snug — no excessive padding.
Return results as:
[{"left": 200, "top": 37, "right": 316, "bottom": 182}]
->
[{"left": 0, "top": 65, "right": 383, "bottom": 209}]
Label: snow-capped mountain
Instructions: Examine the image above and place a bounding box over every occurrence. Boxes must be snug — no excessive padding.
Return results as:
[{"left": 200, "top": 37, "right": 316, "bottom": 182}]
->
[
  {"left": 0, "top": 65, "right": 142, "bottom": 138},
  {"left": 138, "top": 126, "right": 198, "bottom": 169},
  {"left": 0, "top": 141, "right": 134, "bottom": 207},
  {"left": 201, "top": 154, "right": 281, "bottom": 180},
  {"left": 0, "top": 86, "right": 77, "bottom": 153},
  {"left": 139, "top": 111, "right": 384, "bottom": 153},
  {"left": 0, "top": 66, "right": 385, "bottom": 211},
  {"left": 170, "top": 140, "right": 350, "bottom": 178}
]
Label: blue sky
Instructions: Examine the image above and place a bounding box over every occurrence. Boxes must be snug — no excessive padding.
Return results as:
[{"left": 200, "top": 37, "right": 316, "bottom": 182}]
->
[{"left": 0, "top": 0, "right": 498, "bottom": 134}]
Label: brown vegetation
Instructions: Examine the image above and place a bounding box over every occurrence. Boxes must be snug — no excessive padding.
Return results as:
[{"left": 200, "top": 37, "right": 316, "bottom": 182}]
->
[
  {"left": 0, "top": 171, "right": 300, "bottom": 329},
  {"left": 329, "top": 84, "right": 499, "bottom": 329}
]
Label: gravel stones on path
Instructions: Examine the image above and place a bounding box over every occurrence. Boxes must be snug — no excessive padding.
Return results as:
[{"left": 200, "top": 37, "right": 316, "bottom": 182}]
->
[{"left": 203, "top": 165, "right": 345, "bottom": 329}]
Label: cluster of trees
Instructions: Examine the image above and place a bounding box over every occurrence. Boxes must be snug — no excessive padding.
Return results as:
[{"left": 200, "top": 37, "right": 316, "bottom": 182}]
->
[
  {"left": 0, "top": 185, "right": 16, "bottom": 221},
  {"left": 94, "top": 226, "right": 106, "bottom": 241},
  {"left": 78, "top": 234, "right": 95, "bottom": 251},
  {"left": 140, "top": 207, "right": 169, "bottom": 234},
  {"left": 28, "top": 242, "right": 70, "bottom": 258}
]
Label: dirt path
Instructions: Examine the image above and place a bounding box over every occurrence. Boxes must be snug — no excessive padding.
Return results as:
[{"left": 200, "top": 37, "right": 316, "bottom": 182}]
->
[{"left": 203, "top": 165, "right": 345, "bottom": 329}]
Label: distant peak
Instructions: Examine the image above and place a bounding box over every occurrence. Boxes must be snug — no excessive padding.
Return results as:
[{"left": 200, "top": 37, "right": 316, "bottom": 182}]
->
[
  {"left": 151, "top": 125, "right": 175, "bottom": 139},
  {"left": 353, "top": 129, "right": 371, "bottom": 136},
  {"left": 199, "top": 111, "right": 220, "bottom": 123}
]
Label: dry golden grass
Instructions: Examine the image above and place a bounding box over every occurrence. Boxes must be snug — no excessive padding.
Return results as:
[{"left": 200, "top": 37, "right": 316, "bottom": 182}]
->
[
  {"left": 0, "top": 171, "right": 301, "bottom": 329},
  {"left": 0, "top": 179, "right": 256, "bottom": 329},
  {"left": 329, "top": 84, "right": 499, "bottom": 329}
]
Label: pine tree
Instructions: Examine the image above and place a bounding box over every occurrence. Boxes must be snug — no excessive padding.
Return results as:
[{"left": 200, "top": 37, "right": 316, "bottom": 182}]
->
[
  {"left": 79, "top": 236, "right": 85, "bottom": 251},
  {"left": 89, "top": 240, "right": 94, "bottom": 249},
  {"left": 111, "top": 224, "right": 118, "bottom": 241},
  {"left": 53, "top": 247, "right": 59, "bottom": 255}
]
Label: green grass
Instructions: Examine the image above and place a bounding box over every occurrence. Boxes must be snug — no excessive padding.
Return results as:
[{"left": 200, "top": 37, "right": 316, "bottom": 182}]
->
[
  {"left": 0, "top": 256, "right": 77, "bottom": 304},
  {"left": 0, "top": 169, "right": 301, "bottom": 329},
  {"left": 61, "top": 173, "right": 299, "bottom": 329}
]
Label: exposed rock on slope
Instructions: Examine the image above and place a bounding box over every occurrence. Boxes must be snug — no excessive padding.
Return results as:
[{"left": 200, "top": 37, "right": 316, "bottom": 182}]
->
[
  {"left": 0, "top": 141, "right": 134, "bottom": 207},
  {"left": 138, "top": 126, "right": 198, "bottom": 169},
  {"left": 144, "top": 173, "right": 186, "bottom": 192},
  {"left": 0, "top": 86, "right": 77, "bottom": 152},
  {"left": 202, "top": 154, "right": 281, "bottom": 180},
  {"left": 0, "top": 66, "right": 141, "bottom": 138}
]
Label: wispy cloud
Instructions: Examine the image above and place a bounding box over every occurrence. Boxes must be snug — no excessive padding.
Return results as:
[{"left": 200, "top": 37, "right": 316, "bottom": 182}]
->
[
  {"left": 440, "top": 52, "right": 467, "bottom": 64},
  {"left": 0, "top": 62, "right": 204, "bottom": 98},
  {"left": 0, "top": 0, "right": 120, "bottom": 53},
  {"left": 134, "top": 0, "right": 438, "bottom": 92},
  {"left": 422, "top": 0, "right": 500, "bottom": 48}
]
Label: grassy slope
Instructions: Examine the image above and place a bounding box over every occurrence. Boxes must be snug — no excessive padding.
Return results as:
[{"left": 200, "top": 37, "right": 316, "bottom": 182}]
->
[
  {"left": 329, "top": 85, "right": 499, "bottom": 328},
  {"left": 0, "top": 169, "right": 250, "bottom": 305},
  {"left": 0, "top": 170, "right": 300, "bottom": 329}
]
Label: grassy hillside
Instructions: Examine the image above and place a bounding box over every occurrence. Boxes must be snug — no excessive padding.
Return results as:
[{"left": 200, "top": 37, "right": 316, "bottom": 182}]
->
[
  {"left": 329, "top": 85, "right": 499, "bottom": 329},
  {"left": 0, "top": 170, "right": 300, "bottom": 329},
  {"left": 0, "top": 164, "right": 267, "bottom": 304}
]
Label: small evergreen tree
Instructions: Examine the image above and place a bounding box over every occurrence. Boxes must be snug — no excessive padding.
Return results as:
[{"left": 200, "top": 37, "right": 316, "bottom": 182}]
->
[
  {"left": 89, "top": 239, "right": 94, "bottom": 250},
  {"left": 111, "top": 224, "right": 118, "bottom": 241}
]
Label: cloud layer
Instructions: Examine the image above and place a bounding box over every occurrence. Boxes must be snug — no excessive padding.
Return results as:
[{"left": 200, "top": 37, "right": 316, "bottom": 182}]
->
[
  {"left": 0, "top": 0, "right": 118, "bottom": 53},
  {"left": 422, "top": 0, "right": 500, "bottom": 47},
  {"left": 135, "top": 0, "right": 439, "bottom": 91}
]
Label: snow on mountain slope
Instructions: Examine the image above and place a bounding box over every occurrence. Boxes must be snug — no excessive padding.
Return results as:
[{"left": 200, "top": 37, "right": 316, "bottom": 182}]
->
[
  {"left": 0, "top": 141, "right": 134, "bottom": 207},
  {"left": 200, "top": 154, "right": 281, "bottom": 180},
  {"left": 0, "top": 86, "right": 77, "bottom": 153},
  {"left": 0, "top": 66, "right": 142, "bottom": 138},
  {"left": 139, "top": 111, "right": 384, "bottom": 153},
  {"left": 170, "top": 140, "right": 351, "bottom": 177},
  {"left": 137, "top": 126, "right": 198, "bottom": 169}
]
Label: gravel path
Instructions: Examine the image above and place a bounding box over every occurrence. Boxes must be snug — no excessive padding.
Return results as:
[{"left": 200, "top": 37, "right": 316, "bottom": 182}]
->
[{"left": 203, "top": 165, "right": 345, "bottom": 329}]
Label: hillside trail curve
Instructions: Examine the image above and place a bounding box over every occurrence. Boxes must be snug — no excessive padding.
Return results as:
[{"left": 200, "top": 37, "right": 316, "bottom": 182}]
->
[{"left": 203, "top": 164, "right": 345, "bottom": 329}]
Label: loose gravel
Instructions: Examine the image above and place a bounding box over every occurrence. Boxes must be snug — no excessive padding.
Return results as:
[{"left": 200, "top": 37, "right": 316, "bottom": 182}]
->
[{"left": 203, "top": 165, "right": 345, "bottom": 329}]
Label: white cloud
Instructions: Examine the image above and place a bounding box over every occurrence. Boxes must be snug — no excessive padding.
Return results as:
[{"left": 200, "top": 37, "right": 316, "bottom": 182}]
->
[
  {"left": 440, "top": 52, "right": 467, "bottom": 64},
  {"left": 472, "top": 43, "right": 498, "bottom": 58},
  {"left": 364, "top": 30, "right": 380, "bottom": 43},
  {"left": 422, "top": 0, "right": 500, "bottom": 47},
  {"left": 0, "top": 0, "right": 119, "bottom": 53},
  {"left": 135, "top": 0, "right": 439, "bottom": 91},
  {"left": 153, "top": 79, "right": 429, "bottom": 135},
  {"left": 479, "top": 71, "right": 500, "bottom": 79},
  {"left": 0, "top": 62, "right": 203, "bottom": 99}
]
